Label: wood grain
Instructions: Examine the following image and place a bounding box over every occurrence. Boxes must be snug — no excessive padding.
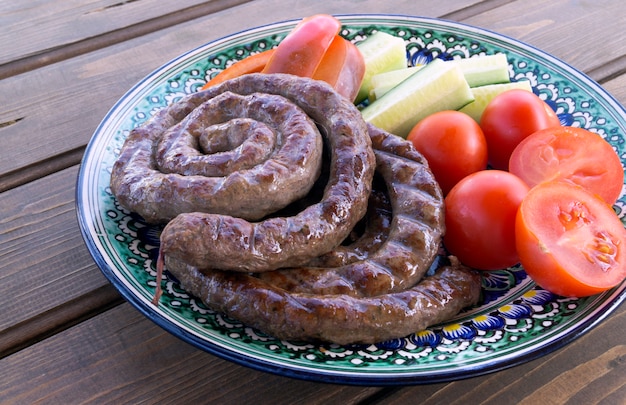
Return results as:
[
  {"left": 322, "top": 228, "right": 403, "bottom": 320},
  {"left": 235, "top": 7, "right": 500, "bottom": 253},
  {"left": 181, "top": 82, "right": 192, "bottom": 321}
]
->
[
  {"left": 0, "top": 0, "right": 483, "bottom": 185},
  {"left": 1, "top": 0, "right": 625, "bottom": 402},
  {"left": 0, "top": 305, "right": 382, "bottom": 404},
  {"left": 463, "top": 0, "right": 626, "bottom": 80},
  {"left": 0, "top": 166, "right": 110, "bottom": 332},
  {"left": 0, "top": 0, "right": 254, "bottom": 74}
]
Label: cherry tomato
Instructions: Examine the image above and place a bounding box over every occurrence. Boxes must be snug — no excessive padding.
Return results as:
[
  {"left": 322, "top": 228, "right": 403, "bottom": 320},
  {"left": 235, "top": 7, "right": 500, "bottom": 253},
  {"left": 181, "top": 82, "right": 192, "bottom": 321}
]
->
[
  {"left": 516, "top": 181, "right": 626, "bottom": 297},
  {"left": 407, "top": 111, "right": 488, "bottom": 195},
  {"left": 444, "top": 170, "right": 530, "bottom": 270},
  {"left": 509, "top": 126, "right": 624, "bottom": 205},
  {"left": 480, "top": 89, "right": 561, "bottom": 170}
]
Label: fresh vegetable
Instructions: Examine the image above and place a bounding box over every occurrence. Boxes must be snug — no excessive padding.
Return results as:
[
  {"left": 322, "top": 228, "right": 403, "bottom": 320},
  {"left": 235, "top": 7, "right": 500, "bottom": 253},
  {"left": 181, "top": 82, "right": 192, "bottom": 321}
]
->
[
  {"left": 459, "top": 80, "right": 533, "bottom": 122},
  {"left": 368, "top": 65, "right": 423, "bottom": 102},
  {"left": 509, "top": 126, "right": 624, "bottom": 205},
  {"left": 444, "top": 170, "right": 530, "bottom": 270},
  {"left": 361, "top": 58, "right": 474, "bottom": 139},
  {"left": 516, "top": 181, "right": 626, "bottom": 297},
  {"left": 367, "top": 54, "right": 511, "bottom": 103},
  {"left": 452, "top": 53, "right": 510, "bottom": 87},
  {"left": 407, "top": 110, "right": 487, "bottom": 195},
  {"left": 312, "top": 35, "right": 365, "bottom": 101},
  {"left": 354, "top": 31, "right": 408, "bottom": 104},
  {"left": 201, "top": 49, "right": 275, "bottom": 90},
  {"left": 201, "top": 14, "right": 365, "bottom": 100},
  {"left": 480, "top": 89, "right": 561, "bottom": 170},
  {"left": 262, "top": 14, "right": 341, "bottom": 77}
]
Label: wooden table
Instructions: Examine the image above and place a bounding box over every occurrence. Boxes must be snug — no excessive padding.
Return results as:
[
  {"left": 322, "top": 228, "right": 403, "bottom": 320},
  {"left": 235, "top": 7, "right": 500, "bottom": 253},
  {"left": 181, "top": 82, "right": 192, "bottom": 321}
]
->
[{"left": 1, "top": 1, "right": 625, "bottom": 403}]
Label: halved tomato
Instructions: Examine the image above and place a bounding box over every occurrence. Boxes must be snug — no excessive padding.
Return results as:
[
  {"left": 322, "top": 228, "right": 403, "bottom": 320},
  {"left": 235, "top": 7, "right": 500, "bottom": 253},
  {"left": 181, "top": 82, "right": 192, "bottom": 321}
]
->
[
  {"left": 509, "top": 126, "right": 624, "bottom": 205},
  {"left": 516, "top": 181, "right": 626, "bottom": 297}
]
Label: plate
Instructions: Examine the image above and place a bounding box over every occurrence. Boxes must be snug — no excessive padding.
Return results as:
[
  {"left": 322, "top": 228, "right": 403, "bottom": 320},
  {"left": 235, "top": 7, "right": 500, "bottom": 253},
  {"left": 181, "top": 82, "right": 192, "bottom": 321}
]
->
[{"left": 76, "top": 14, "right": 626, "bottom": 385}]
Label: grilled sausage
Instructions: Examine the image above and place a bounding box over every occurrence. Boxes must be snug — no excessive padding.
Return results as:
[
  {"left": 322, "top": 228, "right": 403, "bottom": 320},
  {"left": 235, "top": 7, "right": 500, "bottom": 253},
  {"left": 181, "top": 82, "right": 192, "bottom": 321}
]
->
[
  {"left": 156, "top": 74, "right": 376, "bottom": 271},
  {"left": 159, "top": 125, "right": 481, "bottom": 344},
  {"left": 165, "top": 256, "right": 481, "bottom": 345},
  {"left": 256, "top": 124, "right": 444, "bottom": 296},
  {"left": 111, "top": 74, "right": 375, "bottom": 225}
]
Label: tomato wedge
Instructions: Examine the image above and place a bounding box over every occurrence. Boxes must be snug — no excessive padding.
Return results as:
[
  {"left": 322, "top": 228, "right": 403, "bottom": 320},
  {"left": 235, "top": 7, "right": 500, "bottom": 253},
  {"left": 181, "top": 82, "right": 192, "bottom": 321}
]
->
[
  {"left": 516, "top": 181, "right": 626, "bottom": 297},
  {"left": 509, "top": 126, "right": 624, "bottom": 205},
  {"left": 312, "top": 35, "right": 365, "bottom": 101},
  {"left": 262, "top": 14, "right": 341, "bottom": 77}
]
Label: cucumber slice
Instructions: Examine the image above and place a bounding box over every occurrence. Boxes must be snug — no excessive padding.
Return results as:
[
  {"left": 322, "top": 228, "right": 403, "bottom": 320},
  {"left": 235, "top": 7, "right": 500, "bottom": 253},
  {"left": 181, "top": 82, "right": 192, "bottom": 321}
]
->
[
  {"left": 355, "top": 31, "right": 407, "bottom": 104},
  {"left": 451, "top": 53, "right": 511, "bottom": 87},
  {"left": 368, "top": 53, "right": 511, "bottom": 102},
  {"left": 459, "top": 80, "right": 533, "bottom": 122},
  {"left": 368, "top": 65, "right": 423, "bottom": 102},
  {"left": 361, "top": 58, "right": 474, "bottom": 138}
]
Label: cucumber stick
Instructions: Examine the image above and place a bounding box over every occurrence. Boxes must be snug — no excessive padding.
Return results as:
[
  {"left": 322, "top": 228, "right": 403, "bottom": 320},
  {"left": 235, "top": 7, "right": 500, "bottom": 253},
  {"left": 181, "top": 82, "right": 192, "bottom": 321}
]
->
[
  {"left": 367, "top": 53, "right": 511, "bottom": 102},
  {"left": 453, "top": 53, "right": 510, "bottom": 87},
  {"left": 355, "top": 31, "right": 407, "bottom": 104},
  {"left": 459, "top": 80, "right": 533, "bottom": 122},
  {"left": 368, "top": 65, "right": 423, "bottom": 102},
  {"left": 361, "top": 58, "right": 474, "bottom": 138}
]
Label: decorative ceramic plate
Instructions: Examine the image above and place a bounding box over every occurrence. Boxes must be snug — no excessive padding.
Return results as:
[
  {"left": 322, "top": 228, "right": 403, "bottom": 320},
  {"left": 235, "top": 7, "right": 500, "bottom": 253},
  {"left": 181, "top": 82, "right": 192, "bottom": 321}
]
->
[{"left": 76, "top": 14, "right": 626, "bottom": 385}]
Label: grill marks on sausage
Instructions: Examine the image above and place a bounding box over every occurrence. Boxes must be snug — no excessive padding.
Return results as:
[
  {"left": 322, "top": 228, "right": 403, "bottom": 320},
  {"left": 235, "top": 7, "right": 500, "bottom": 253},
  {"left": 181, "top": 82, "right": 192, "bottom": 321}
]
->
[
  {"left": 166, "top": 257, "right": 480, "bottom": 345},
  {"left": 111, "top": 78, "right": 331, "bottom": 223},
  {"left": 112, "top": 73, "right": 482, "bottom": 344},
  {"left": 156, "top": 74, "right": 376, "bottom": 272},
  {"left": 162, "top": 125, "right": 481, "bottom": 344},
  {"left": 256, "top": 128, "right": 445, "bottom": 297}
]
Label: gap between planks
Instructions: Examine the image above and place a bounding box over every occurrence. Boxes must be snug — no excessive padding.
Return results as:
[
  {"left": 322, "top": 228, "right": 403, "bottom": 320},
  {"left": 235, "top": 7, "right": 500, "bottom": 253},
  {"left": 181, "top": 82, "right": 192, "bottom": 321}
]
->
[
  {"left": 0, "top": 147, "right": 85, "bottom": 193},
  {"left": 0, "top": 0, "right": 254, "bottom": 81},
  {"left": 0, "top": 284, "right": 124, "bottom": 359}
]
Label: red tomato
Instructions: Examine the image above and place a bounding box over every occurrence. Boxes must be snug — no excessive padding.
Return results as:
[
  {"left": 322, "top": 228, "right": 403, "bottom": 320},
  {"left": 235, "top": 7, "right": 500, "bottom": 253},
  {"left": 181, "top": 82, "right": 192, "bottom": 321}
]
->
[
  {"left": 444, "top": 170, "right": 530, "bottom": 270},
  {"left": 480, "top": 89, "right": 561, "bottom": 170},
  {"left": 516, "top": 181, "right": 626, "bottom": 297},
  {"left": 509, "top": 126, "right": 624, "bottom": 205},
  {"left": 407, "top": 111, "right": 488, "bottom": 195},
  {"left": 262, "top": 14, "right": 341, "bottom": 77}
]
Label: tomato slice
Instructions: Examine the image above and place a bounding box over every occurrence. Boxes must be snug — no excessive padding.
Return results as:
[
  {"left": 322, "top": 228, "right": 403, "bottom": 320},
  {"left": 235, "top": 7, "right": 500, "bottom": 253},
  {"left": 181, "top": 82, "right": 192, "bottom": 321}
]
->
[
  {"left": 516, "top": 181, "right": 626, "bottom": 297},
  {"left": 311, "top": 35, "right": 365, "bottom": 102},
  {"left": 509, "top": 126, "right": 624, "bottom": 205},
  {"left": 261, "top": 14, "right": 341, "bottom": 77}
]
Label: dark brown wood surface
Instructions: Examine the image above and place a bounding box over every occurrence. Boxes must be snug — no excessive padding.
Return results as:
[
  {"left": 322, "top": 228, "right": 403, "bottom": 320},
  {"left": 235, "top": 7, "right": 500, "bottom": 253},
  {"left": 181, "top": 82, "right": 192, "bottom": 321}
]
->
[{"left": 1, "top": 1, "right": 624, "bottom": 403}]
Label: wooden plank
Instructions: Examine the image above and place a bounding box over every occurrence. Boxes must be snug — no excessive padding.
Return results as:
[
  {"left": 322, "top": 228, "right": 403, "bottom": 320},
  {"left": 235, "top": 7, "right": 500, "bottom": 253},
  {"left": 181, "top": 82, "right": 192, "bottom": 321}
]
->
[
  {"left": 2, "top": 0, "right": 622, "bottom": 185},
  {"left": 375, "top": 303, "right": 626, "bottom": 404},
  {"left": 0, "top": 0, "right": 482, "bottom": 186},
  {"left": 0, "top": 304, "right": 383, "bottom": 404},
  {"left": 603, "top": 67, "right": 626, "bottom": 102},
  {"left": 463, "top": 0, "right": 626, "bottom": 79},
  {"left": 0, "top": 166, "right": 111, "bottom": 333},
  {"left": 0, "top": 0, "right": 243, "bottom": 66},
  {"left": 1, "top": 291, "right": 623, "bottom": 403},
  {"left": 0, "top": 285, "right": 122, "bottom": 358}
]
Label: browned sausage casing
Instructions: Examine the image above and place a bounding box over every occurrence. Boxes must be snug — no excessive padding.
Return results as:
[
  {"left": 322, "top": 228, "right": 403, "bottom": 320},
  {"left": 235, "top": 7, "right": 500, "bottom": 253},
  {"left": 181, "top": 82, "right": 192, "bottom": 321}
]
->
[
  {"left": 255, "top": 124, "right": 445, "bottom": 296},
  {"left": 166, "top": 257, "right": 480, "bottom": 345},
  {"left": 162, "top": 126, "right": 482, "bottom": 344},
  {"left": 156, "top": 74, "right": 376, "bottom": 272},
  {"left": 111, "top": 74, "right": 375, "bottom": 226}
]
